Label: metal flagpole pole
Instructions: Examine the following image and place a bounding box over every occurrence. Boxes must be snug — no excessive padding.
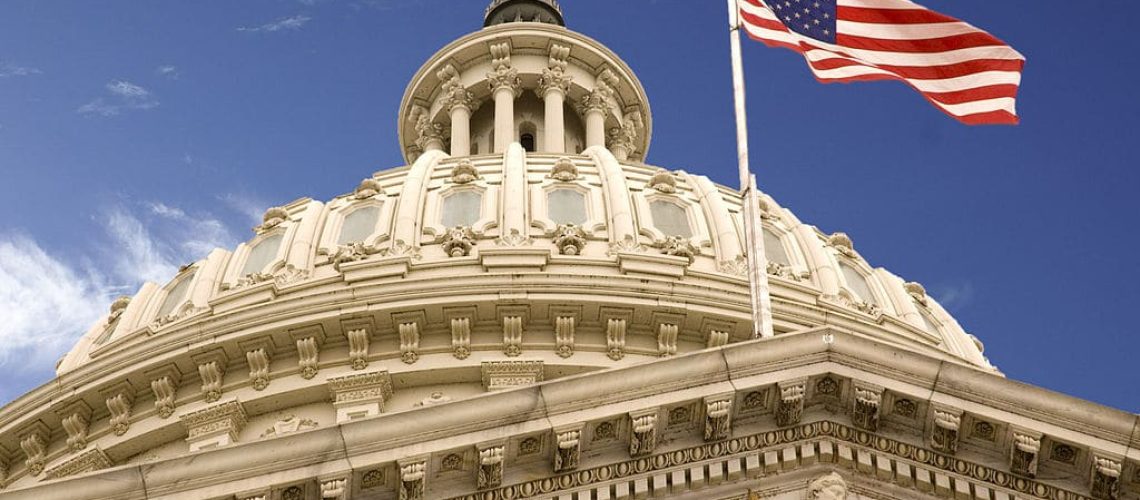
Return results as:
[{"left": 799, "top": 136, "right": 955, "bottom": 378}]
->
[{"left": 727, "top": 0, "right": 774, "bottom": 339}]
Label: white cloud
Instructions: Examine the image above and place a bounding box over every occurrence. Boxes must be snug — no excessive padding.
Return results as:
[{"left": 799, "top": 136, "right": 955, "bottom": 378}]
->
[
  {"left": 219, "top": 192, "right": 270, "bottom": 226},
  {"left": 0, "top": 61, "right": 41, "bottom": 78},
  {"left": 238, "top": 14, "right": 312, "bottom": 33},
  {"left": 78, "top": 80, "right": 159, "bottom": 117},
  {"left": 0, "top": 202, "right": 239, "bottom": 399},
  {"left": 932, "top": 281, "right": 976, "bottom": 313},
  {"left": 156, "top": 65, "right": 179, "bottom": 79}
]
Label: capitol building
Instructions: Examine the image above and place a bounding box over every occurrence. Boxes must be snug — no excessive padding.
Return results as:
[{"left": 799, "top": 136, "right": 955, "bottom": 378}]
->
[{"left": 0, "top": 1, "right": 1136, "bottom": 499}]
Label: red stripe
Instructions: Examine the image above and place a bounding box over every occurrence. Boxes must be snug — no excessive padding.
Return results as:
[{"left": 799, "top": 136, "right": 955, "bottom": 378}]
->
[
  {"left": 807, "top": 56, "right": 1023, "bottom": 80},
  {"left": 837, "top": 6, "right": 959, "bottom": 25},
  {"left": 837, "top": 32, "right": 1008, "bottom": 53},
  {"left": 740, "top": 10, "right": 788, "bottom": 33}
]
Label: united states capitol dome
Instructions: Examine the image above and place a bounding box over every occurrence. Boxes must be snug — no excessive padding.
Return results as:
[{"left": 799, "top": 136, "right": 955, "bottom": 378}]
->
[{"left": 13, "top": 3, "right": 1100, "bottom": 499}]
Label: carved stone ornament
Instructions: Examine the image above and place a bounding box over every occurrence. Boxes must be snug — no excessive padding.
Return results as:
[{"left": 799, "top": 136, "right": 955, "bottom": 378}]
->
[
  {"left": 628, "top": 411, "right": 658, "bottom": 457},
  {"left": 704, "top": 396, "right": 732, "bottom": 442},
  {"left": 554, "top": 315, "right": 575, "bottom": 358},
  {"left": 109, "top": 295, "right": 131, "bottom": 321},
  {"left": 1010, "top": 431, "right": 1041, "bottom": 477},
  {"left": 353, "top": 177, "right": 383, "bottom": 199},
  {"left": 260, "top": 415, "right": 318, "bottom": 438},
  {"left": 327, "top": 370, "right": 393, "bottom": 407},
  {"left": 44, "top": 448, "right": 112, "bottom": 480},
  {"left": 607, "top": 111, "right": 643, "bottom": 160},
  {"left": 398, "top": 459, "right": 426, "bottom": 500},
  {"left": 646, "top": 169, "right": 677, "bottom": 193},
  {"left": 496, "top": 228, "right": 532, "bottom": 247},
  {"left": 550, "top": 157, "right": 579, "bottom": 181},
  {"left": 502, "top": 316, "right": 524, "bottom": 356},
  {"left": 59, "top": 404, "right": 91, "bottom": 451},
  {"left": 851, "top": 383, "right": 882, "bottom": 432},
  {"left": 660, "top": 235, "right": 698, "bottom": 263},
  {"left": 767, "top": 261, "right": 810, "bottom": 281},
  {"left": 246, "top": 347, "right": 271, "bottom": 391},
  {"left": 706, "top": 329, "right": 729, "bottom": 349},
  {"left": 893, "top": 398, "right": 917, "bottom": 418},
  {"left": 828, "top": 232, "right": 856, "bottom": 257},
  {"left": 606, "top": 318, "right": 627, "bottom": 360},
  {"left": 106, "top": 392, "right": 134, "bottom": 436},
  {"left": 437, "top": 64, "right": 478, "bottom": 113},
  {"left": 346, "top": 328, "right": 370, "bottom": 370},
  {"left": 296, "top": 337, "right": 319, "bottom": 379},
  {"left": 254, "top": 206, "right": 289, "bottom": 234},
  {"left": 441, "top": 453, "right": 462, "bottom": 471},
  {"left": 808, "top": 471, "right": 849, "bottom": 500},
  {"left": 361, "top": 469, "right": 384, "bottom": 488},
  {"left": 450, "top": 160, "right": 480, "bottom": 184},
  {"left": 198, "top": 360, "right": 225, "bottom": 402},
  {"left": 838, "top": 291, "right": 881, "bottom": 316},
  {"left": 282, "top": 486, "right": 304, "bottom": 500},
  {"left": 538, "top": 44, "right": 572, "bottom": 98},
  {"left": 553, "top": 223, "right": 587, "bottom": 255},
  {"left": 152, "top": 301, "right": 205, "bottom": 329},
  {"left": 776, "top": 380, "right": 806, "bottom": 427},
  {"left": 224, "top": 271, "right": 273, "bottom": 291},
  {"left": 330, "top": 241, "right": 383, "bottom": 270},
  {"left": 180, "top": 399, "right": 248, "bottom": 449},
  {"left": 410, "top": 105, "right": 445, "bottom": 152},
  {"left": 399, "top": 322, "right": 420, "bottom": 364},
  {"left": 575, "top": 67, "right": 618, "bottom": 116},
  {"left": 1091, "top": 456, "right": 1122, "bottom": 500},
  {"left": 20, "top": 431, "right": 46, "bottom": 476},
  {"left": 554, "top": 428, "right": 581, "bottom": 473},
  {"left": 905, "top": 281, "right": 928, "bottom": 305},
  {"left": 657, "top": 323, "right": 678, "bottom": 357},
  {"left": 450, "top": 317, "right": 471, "bottom": 359},
  {"left": 481, "top": 360, "right": 543, "bottom": 391},
  {"left": 442, "top": 226, "right": 476, "bottom": 258},
  {"left": 320, "top": 478, "right": 347, "bottom": 500},
  {"left": 718, "top": 255, "right": 749, "bottom": 277},
  {"left": 477, "top": 445, "right": 504, "bottom": 490},
  {"left": 274, "top": 264, "right": 309, "bottom": 288},
  {"left": 606, "top": 234, "right": 647, "bottom": 256},
  {"left": 931, "top": 408, "right": 962, "bottom": 454},
  {"left": 486, "top": 42, "right": 521, "bottom": 96},
  {"left": 417, "top": 391, "right": 453, "bottom": 407}
]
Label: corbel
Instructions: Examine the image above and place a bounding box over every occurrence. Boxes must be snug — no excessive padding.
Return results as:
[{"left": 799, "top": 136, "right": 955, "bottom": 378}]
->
[
  {"left": 99, "top": 380, "right": 136, "bottom": 436},
  {"left": 775, "top": 378, "right": 807, "bottom": 427},
  {"left": 54, "top": 400, "right": 93, "bottom": 451},
  {"left": 929, "top": 404, "right": 963, "bottom": 454},
  {"left": 704, "top": 393, "right": 734, "bottom": 441},
  {"left": 476, "top": 441, "right": 506, "bottom": 490},
  {"left": 239, "top": 338, "right": 276, "bottom": 391},
  {"left": 144, "top": 364, "right": 182, "bottom": 419},
  {"left": 397, "top": 456, "right": 428, "bottom": 500},
  {"left": 191, "top": 349, "right": 229, "bottom": 403},
  {"left": 553, "top": 424, "right": 584, "bottom": 473},
  {"left": 289, "top": 325, "right": 326, "bottom": 380},
  {"left": 628, "top": 408, "right": 659, "bottom": 457},
  {"left": 1009, "top": 427, "right": 1042, "bottom": 477},
  {"left": 851, "top": 381, "right": 883, "bottom": 432},
  {"left": 392, "top": 310, "right": 427, "bottom": 365}
]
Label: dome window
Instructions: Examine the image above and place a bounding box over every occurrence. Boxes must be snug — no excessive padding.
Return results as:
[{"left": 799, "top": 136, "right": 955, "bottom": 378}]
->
[
  {"left": 337, "top": 205, "right": 381, "bottom": 245},
  {"left": 441, "top": 191, "right": 482, "bottom": 227},
  {"left": 649, "top": 200, "right": 692, "bottom": 238},
  {"left": 839, "top": 262, "right": 877, "bottom": 305},
  {"left": 521, "top": 133, "right": 536, "bottom": 152},
  {"left": 240, "top": 233, "right": 284, "bottom": 276},
  {"left": 548, "top": 189, "right": 587, "bottom": 225},
  {"left": 157, "top": 272, "right": 196, "bottom": 319},
  {"left": 762, "top": 228, "right": 791, "bottom": 266}
]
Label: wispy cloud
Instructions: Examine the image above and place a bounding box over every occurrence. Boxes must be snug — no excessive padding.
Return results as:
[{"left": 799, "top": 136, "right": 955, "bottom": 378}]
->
[
  {"left": 77, "top": 80, "right": 159, "bottom": 117},
  {"left": 0, "top": 61, "right": 41, "bottom": 78},
  {"left": 156, "top": 65, "right": 180, "bottom": 79},
  {"left": 931, "top": 281, "right": 976, "bottom": 313},
  {"left": 237, "top": 14, "right": 312, "bottom": 33},
  {"left": 0, "top": 201, "right": 239, "bottom": 401},
  {"left": 219, "top": 192, "right": 270, "bottom": 226}
]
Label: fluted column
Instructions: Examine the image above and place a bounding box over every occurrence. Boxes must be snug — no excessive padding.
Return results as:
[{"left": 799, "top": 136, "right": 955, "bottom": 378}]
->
[
  {"left": 539, "top": 45, "right": 572, "bottom": 153},
  {"left": 487, "top": 42, "right": 521, "bottom": 154}
]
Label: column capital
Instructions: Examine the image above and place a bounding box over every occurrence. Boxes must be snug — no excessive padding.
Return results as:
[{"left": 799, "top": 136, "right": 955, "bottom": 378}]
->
[
  {"left": 538, "top": 67, "right": 572, "bottom": 98},
  {"left": 438, "top": 64, "right": 479, "bottom": 113},
  {"left": 487, "top": 42, "right": 522, "bottom": 97},
  {"left": 575, "top": 67, "right": 619, "bottom": 116},
  {"left": 410, "top": 105, "right": 446, "bottom": 151}
]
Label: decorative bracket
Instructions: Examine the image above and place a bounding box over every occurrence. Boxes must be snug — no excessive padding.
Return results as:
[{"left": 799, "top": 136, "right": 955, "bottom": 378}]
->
[
  {"left": 398, "top": 457, "right": 427, "bottom": 500},
  {"left": 629, "top": 408, "right": 659, "bottom": 457},
  {"left": 704, "top": 394, "right": 733, "bottom": 441},
  {"left": 476, "top": 442, "right": 505, "bottom": 490},
  {"left": 776, "top": 379, "right": 807, "bottom": 427},
  {"left": 851, "top": 382, "right": 883, "bottom": 432},
  {"left": 1009, "top": 428, "right": 1042, "bottom": 478},
  {"left": 553, "top": 425, "right": 583, "bottom": 473},
  {"left": 930, "top": 406, "right": 963, "bottom": 454}
]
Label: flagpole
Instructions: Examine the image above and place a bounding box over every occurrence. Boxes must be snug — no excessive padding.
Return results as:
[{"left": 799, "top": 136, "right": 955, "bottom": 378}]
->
[{"left": 727, "top": 0, "right": 774, "bottom": 339}]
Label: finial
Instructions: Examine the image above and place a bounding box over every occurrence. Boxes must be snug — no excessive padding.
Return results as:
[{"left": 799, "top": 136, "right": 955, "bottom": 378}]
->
[{"left": 485, "top": 0, "right": 565, "bottom": 27}]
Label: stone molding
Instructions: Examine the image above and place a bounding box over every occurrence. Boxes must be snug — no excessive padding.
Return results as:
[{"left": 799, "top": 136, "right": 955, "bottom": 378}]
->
[{"left": 481, "top": 360, "right": 544, "bottom": 391}]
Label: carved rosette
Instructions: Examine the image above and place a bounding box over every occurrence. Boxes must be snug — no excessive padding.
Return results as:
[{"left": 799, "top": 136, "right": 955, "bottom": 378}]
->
[
  {"left": 442, "top": 226, "right": 476, "bottom": 258},
  {"left": 552, "top": 224, "right": 587, "bottom": 255}
]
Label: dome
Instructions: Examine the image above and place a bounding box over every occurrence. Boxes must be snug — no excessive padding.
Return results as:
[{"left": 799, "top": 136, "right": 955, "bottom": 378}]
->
[{"left": 0, "top": 4, "right": 1020, "bottom": 496}]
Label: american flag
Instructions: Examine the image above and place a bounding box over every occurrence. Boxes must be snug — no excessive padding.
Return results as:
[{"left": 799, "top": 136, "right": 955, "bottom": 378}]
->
[{"left": 738, "top": 0, "right": 1025, "bottom": 125}]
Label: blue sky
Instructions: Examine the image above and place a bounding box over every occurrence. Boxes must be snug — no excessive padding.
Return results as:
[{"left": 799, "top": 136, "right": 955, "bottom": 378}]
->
[{"left": 0, "top": 1, "right": 1137, "bottom": 412}]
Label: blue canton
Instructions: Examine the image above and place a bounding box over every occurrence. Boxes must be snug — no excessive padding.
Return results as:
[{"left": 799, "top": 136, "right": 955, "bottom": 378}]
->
[{"left": 764, "top": 0, "right": 838, "bottom": 44}]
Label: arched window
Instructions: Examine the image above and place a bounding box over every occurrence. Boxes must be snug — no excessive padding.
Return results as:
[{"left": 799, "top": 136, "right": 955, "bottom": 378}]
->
[
  {"left": 839, "top": 262, "right": 877, "bottom": 305},
  {"left": 441, "top": 191, "right": 482, "bottom": 227},
  {"left": 520, "top": 133, "right": 535, "bottom": 152},
  {"left": 157, "top": 272, "right": 196, "bottom": 318},
  {"left": 548, "top": 189, "right": 587, "bottom": 225},
  {"left": 240, "top": 233, "right": 284, "bottom": 276},
  {"left": 649, "top": 200, "right": 692, "bottom": 238},
  {"left": 337, "top": 206, "right": 381, "bottom": 245},
  {"left": 762, "top": 228, "right": 791, "bottom": 266}
]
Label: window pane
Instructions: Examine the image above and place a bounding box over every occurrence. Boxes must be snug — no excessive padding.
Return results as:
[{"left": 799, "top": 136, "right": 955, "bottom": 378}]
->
[
  {"left": 762, "top": 228, "right": 790, "bottom": 266},
  {"left": 157, "top": 272, "right": 196, "bottom": 318},
  {"left": 839, "top": 262, "right": 877, "bottom": 305},
  {"left": 442, "top": 191, "right": 482, "bottom": 227},
  {"left": 241, "top": 234, "right": 283, "bottom": 276},
  {"left": 548, "top": 189, "right": 587, "bottom": 225},
  {"left": 649, "top": 201, "right": 692, "bottom": 237},
  {"left": 338, "top": 206, "right": 381, "bottom": 245}
]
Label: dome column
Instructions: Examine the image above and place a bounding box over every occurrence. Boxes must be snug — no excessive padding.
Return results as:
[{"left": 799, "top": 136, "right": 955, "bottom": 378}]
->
[
  {"left": 439, "top": 64, "right": 478, "bottom": 157},
  {"left": 539, "top": 45, "right": 573, "bottom": 153},
  {"left": 488, "top": 42, "right": 521, "bottom": 154},
  {"left": 578, "top": 68, "right": 619, "bottom": 150}
]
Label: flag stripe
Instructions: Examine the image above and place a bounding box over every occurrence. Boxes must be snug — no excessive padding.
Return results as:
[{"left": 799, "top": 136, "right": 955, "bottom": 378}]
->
[{"left": 739, "top": 0, "right": 1024, "bottom": 124}]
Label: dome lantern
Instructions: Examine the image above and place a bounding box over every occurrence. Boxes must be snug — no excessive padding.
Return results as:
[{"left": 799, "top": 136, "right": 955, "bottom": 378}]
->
[{"left": 484, "top": 0, "right": 565, "bottom": 27}]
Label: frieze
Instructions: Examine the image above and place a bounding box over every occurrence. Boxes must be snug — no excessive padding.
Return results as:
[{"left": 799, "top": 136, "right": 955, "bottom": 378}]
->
[{"left": 44, "top": 447, "right": 112, "bottom": 480}]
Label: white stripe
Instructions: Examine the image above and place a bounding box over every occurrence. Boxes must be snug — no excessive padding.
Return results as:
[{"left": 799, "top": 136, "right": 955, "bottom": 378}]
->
[
  {"left": 740, "top": 0, "right": 775, "bottom": 19},
  {"left": 743, "top": 23, "right": 800, "bottom": 46},
  {"left": 837, "top": 20, "right": 981, "bottom": 40},
  {"left": 932, "top": 97, "right": 1017, "bottom": 117},
  {"left": 837, "top": 0, "right": 924, "bottom": 9},
  {"left": 810, "top": 64, "right": 1021, "bottom": 92}
]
